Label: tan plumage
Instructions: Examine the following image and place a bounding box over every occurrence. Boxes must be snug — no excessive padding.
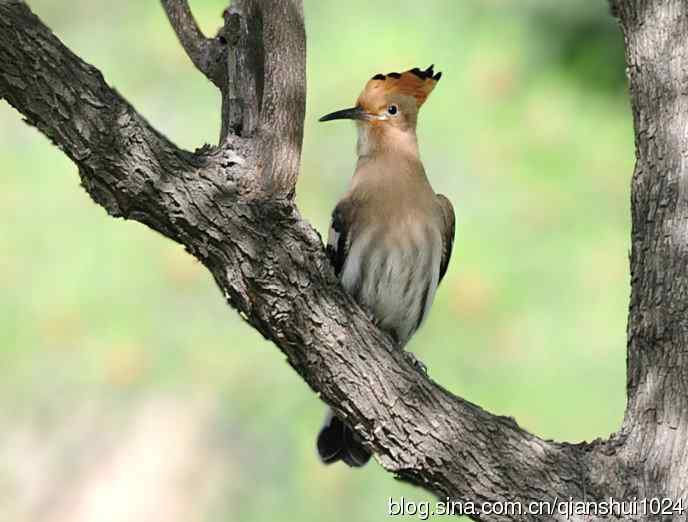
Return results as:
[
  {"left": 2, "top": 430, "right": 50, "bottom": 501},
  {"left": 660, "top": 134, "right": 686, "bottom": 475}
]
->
[
  {"left": 359, "top": 65, "right": 441, "bottom": 109},
  {"left": 317, "top": 65, "right": 455, "bottom": 467}
]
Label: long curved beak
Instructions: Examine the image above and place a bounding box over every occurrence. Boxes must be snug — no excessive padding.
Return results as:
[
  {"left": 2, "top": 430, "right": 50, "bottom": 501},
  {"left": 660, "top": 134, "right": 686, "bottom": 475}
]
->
[{"left": 319, "top": 106, "right": 367, "bottom": 122}]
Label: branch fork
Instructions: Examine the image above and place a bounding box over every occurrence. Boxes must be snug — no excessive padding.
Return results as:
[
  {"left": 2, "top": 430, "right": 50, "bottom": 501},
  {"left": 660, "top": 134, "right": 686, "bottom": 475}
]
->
[{"left": 2, "top": 0, "right": 688, "bottom": 520}]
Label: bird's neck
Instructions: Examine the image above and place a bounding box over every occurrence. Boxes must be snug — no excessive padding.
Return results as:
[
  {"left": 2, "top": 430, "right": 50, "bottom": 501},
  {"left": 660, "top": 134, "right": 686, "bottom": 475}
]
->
[{"left": 356, "top": 123, "right": 419, "bottom": 160}]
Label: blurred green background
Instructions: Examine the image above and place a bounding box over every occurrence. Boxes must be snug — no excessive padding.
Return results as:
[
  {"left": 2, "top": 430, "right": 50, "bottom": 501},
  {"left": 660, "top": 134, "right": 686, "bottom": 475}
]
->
[{"left": 0, "top": 1, "right": 632, "bottom": 521}]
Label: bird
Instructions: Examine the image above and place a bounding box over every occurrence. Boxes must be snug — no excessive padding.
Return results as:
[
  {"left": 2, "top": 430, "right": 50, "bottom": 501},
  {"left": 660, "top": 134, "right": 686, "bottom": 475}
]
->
[{"left": 315, "top": 64, "right": 455, "bottom": 467}]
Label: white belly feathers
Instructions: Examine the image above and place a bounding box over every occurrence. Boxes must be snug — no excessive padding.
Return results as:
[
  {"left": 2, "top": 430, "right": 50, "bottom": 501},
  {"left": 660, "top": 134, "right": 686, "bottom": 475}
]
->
[{"left": 340, "top": 222, "right": 442, "bottom": 347}]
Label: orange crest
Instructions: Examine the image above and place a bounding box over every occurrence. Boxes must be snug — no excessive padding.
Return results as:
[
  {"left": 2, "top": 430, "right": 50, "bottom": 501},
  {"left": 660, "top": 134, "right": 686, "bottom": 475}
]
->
[{"left": 359, "top": 65, "right": 442, "bottom": 109}]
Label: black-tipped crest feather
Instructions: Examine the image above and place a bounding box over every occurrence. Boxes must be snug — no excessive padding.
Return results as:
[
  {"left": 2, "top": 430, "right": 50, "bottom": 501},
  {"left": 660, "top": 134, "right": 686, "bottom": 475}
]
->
[
  {"left": 407, "top": 65, "right": 436, "bottom": 80},
  {"left": 372, "top": 65, "right": 440, "bottom": 83}
]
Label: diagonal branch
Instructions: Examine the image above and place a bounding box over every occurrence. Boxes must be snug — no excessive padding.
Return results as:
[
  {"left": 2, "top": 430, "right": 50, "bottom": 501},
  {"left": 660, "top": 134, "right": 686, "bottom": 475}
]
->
[
  {"left": 0, "top": 1, "right": 648, "bottom": 521},
  {"left": 161, "top": 0, "right": 226, "bottom": 88},
  {"left": 0, "top": 0, "right": 191, "bottom": 228}
]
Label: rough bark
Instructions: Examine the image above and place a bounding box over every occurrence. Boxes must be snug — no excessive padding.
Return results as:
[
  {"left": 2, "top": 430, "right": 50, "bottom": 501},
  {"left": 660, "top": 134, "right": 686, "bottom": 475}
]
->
[
  {"left": 1, "top": 0, "right": 687, "bottom": 520},
  {"left": 161, "top": 0, "right": 226, "bottom": 88},
  {"left": 611, "top": 0, "right": 688, "bottom": 506}
]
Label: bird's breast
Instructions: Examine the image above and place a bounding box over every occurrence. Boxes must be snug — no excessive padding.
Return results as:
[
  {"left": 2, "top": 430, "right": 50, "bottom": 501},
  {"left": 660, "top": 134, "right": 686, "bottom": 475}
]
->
[{"left": 340, "top": 221, "right": 442, "bottom": 347}]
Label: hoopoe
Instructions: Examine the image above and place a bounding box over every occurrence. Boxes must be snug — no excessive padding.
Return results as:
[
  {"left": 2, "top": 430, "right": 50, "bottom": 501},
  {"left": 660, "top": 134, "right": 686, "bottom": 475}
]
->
[{"left": 316, "top": 65, "right": 455, "bottom": 467}]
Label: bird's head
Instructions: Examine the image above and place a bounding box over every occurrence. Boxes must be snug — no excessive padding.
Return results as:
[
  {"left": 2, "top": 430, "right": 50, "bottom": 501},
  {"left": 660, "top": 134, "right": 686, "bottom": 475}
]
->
[
  {"left": 319, "top": 65, "right": 441, "bottom": 157},
  {"left": 319, "top": 65, "right": 441, "bottom": 133}
]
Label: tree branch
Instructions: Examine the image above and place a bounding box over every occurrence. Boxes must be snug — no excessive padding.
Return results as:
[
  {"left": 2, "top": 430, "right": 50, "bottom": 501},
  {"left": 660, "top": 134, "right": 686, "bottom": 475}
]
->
[
  {"left": 4, "top": 0, "right": 686, "bottom": 520},
  {"left": 254, "top": 0, "right": 306, "bottom": 194},
  {"left": 161, "top": 0, "right": 226, "bottom": 88},
  {"left": 610, "top": 0, "right": 688, "bottom": 505}
]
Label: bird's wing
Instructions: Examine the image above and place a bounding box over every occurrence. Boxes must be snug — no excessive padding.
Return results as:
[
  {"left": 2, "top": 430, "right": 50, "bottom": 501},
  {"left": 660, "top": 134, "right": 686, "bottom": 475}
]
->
[
  {"left": 436, "top": 194, "right": 455, "bottom": 284},
  {"left": 326, "top": 201, "right": 351, "bottom": 277}
]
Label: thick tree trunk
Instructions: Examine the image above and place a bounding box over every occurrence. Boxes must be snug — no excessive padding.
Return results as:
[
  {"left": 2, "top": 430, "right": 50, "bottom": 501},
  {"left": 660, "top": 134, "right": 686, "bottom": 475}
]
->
[
  {"left": 611, "top": 0, "right": 688, "bottom": 506},
  {"left": 1, "top": 0, "right": 687, "bottom": 520}
]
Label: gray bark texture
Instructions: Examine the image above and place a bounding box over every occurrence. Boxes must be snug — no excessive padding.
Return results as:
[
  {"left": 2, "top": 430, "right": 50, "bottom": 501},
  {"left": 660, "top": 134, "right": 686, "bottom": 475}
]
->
[{"left": 1, "top": 0, "right": 687, "bottom": 520}]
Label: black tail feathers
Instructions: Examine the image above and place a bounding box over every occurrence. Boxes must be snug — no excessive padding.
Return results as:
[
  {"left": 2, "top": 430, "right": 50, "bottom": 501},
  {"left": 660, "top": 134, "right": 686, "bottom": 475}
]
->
[{"left": 316, "top": 410, "right": 371, "bottom": 468}]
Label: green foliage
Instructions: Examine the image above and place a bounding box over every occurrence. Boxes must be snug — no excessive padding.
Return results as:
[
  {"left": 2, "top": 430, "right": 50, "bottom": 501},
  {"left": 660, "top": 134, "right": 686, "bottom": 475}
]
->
[{"left": 0, "top": 1, "right": 632, "bottom": 520}]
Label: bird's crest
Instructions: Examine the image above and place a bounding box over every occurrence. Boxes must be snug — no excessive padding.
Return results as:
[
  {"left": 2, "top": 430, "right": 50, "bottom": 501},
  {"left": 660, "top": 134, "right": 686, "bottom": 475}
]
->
[{"left": 361, "top": 65, "right": 441, "bottom": 108}]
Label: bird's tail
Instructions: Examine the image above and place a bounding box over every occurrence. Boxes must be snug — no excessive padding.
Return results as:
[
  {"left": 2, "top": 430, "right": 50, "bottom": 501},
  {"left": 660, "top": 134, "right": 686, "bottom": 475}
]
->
[{"left": 316, "top": 408, "right": 372, "bottom": 467}]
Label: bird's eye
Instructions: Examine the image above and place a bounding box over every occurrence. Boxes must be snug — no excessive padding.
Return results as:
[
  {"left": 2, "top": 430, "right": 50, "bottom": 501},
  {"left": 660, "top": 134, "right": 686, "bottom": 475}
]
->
[{"left": 387, "top": 104, "right": 398, "bottom": 116}]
